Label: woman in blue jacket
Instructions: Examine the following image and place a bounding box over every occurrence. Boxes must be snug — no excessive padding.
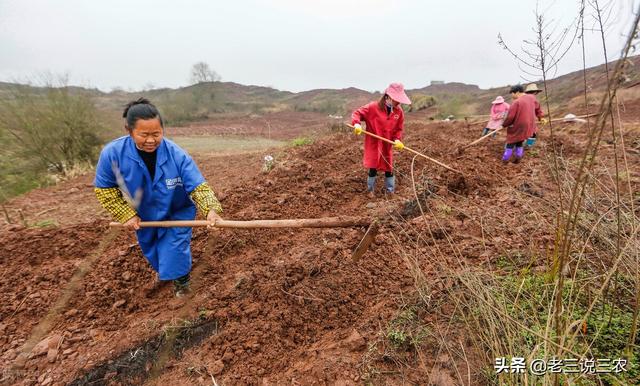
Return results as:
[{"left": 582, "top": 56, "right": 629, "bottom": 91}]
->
[{"left": 94, "top": 98, "right": 223, "bottom": 297}]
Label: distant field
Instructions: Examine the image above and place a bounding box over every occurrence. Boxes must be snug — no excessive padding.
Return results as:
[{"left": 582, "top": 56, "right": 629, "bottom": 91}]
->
[{"left": 168, "top": 135, "right": 286, "bottom": 154}]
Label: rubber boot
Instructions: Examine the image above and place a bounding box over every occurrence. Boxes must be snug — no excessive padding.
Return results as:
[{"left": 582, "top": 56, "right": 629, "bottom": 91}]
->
[
  {"left": 514, "top": 146, "right": 524, "bottom": 163},
  {"left": 174, "top": 273, "right": 191, "bottom": 298},
  {"left": 526, "top": 137, "right": 536, "bottom": 148},
  {"left": 481, "top": 128, "right": 489, "bottom": 137},
  {"left": 367, "top": 176, "right": 376, "bottom": 193},
  {"left": 502, "top": 147, "right": 513, "bottom": 163},
  {"left": 385, "top": 175, "right": 395, "bottom": 193}
]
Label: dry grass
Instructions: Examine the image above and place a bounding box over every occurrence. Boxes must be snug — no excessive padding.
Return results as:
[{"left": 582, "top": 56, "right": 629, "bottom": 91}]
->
[
  {"left": 169, "top": 135, "right": 286, "bottom": 155},
  {"left": 360, "top": 5, "right": 640, "bottom": 383}
]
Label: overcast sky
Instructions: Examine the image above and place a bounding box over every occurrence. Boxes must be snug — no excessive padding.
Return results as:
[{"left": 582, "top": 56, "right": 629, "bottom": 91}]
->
[{"left": 0, "top": 0, "right": 637, "bottom": 92}]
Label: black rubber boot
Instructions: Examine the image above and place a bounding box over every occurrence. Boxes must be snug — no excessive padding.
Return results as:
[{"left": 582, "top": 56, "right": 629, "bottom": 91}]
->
[{"left": 173, "top": 273, "right": 191, "bottom": 298}]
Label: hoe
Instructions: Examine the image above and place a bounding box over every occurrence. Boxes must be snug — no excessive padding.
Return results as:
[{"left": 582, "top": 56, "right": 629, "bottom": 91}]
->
[{"left": 110, "top": 216, "right": 379, "bottom": 260}]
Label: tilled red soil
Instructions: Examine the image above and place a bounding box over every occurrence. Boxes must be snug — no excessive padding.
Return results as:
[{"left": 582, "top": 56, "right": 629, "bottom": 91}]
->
[{"left": 1, "top": 114, "right": 638, "bottom": 385}]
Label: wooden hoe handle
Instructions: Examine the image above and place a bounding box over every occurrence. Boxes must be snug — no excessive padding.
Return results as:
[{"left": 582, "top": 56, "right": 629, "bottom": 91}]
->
[{"left": 109, "top": 217, "right": 370, "bottom": 229}]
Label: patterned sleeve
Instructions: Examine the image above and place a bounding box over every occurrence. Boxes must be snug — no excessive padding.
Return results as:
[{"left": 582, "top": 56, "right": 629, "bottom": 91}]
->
[
  {"left": 190, "top": 182, "right": 223, "bottom": 216},
  {"left": 94, "top": 187, "right": 138, "bottom": 223}
]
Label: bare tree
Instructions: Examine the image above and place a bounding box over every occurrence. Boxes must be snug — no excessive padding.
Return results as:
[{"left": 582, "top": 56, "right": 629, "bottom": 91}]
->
[{"left": 189, "top": 62, "right": 221, "bottom": 84}]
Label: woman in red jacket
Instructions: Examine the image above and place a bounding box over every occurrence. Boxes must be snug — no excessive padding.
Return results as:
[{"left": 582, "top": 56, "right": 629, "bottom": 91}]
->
[
  {"left": 351, "top": 83, "right": 411, "bottom": 196},
  {"left": 502, "top": 85, "right": 540, "bottom": 163}
]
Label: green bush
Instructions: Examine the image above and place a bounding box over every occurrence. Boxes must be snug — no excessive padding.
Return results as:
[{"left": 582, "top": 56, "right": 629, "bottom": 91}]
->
[
  {"left": 290, "top": 137, "right": 314, "bottom": 147},
  {"left": 405, "top": 94, "right": 437, "bottom": 112},
  {"left": 432, "top": 94, "right": 474, "bottom": 119},
  {"left": 293, "top": 99, "right": 346, "bottom": 115},
  {"left": 0, "top": 83, "right": 107, "bottom": 201}
]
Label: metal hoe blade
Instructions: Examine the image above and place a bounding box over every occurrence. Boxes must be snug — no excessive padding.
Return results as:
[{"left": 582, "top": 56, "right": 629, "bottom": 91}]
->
[{"left": 351, "top": 220, "right": 379, "bottom": 261}]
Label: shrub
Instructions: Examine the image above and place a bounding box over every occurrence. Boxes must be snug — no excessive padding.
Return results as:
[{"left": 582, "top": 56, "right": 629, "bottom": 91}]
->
[
  {"left": 0, "top": 81, "right": 107, "bottom": 200},
  {"left": 290, "top": 137, "right": 314, "bottom": 147},
  {"left": 405, "top": 94, "right": 437, "bottom": 112}
]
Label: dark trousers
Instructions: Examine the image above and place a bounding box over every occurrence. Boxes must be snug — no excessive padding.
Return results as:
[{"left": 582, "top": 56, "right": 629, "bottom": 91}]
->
[
  {"left": 369, "top": 168, "right": 393, "bottom": 178},
  {"left": 505, "top": 141, "right": 524, "bottom": 149}
]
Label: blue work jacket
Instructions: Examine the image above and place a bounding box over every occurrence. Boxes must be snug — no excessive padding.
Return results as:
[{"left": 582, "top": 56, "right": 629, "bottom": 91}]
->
[{"left": 94, "top": 136, "right": 205, "bottom": 280}]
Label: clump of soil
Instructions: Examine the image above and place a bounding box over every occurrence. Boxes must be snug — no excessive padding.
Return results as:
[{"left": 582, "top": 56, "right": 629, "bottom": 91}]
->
[{"left": 447, "top": 175, "right": 469, "bottom": 195}]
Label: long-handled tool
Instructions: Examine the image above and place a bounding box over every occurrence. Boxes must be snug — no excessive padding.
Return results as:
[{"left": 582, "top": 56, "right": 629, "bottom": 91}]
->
[
  {"left": 465, "top": 119, "right": 488, "bottom": 126},
  {"left": 109, "top": 217, "right": 370, "bottom": 229},
  {"left": 347, "top": 124, "right": 463, "bottom": 175},
  {"left": 464, "top": 116, "right": 491, "bottom": 127},
  {"left": 351, "top": 220, "right": 379, "bottom": 260},
  {"left": 458, "top": 127, "right": 505, "bottom": 154},
  {"left": 546, "top": 112, "right": 599, "bottom": 123},
  {"left": 464, "top": 115, "right": 490, "bottom": 128},
  {"left": 110, "top": 216, "right": 379, "bottom": 260}
]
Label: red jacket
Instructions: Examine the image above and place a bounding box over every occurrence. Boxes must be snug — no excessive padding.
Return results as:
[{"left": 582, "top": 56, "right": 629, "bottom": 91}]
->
[
  {"left": 351, "top": 101, "right": 404, "bottom": 172},
  {"left": 530, "top": 96, "right": 545, "bottom": 136},
  {"left": 502, "top": 94, "right": 542, "bottom": 144}
]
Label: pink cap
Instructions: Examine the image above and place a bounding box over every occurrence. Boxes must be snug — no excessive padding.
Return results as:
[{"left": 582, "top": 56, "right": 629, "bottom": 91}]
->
[
  {"left": 492, "top": 96, "right": 505, "bottom": 104},
  {"left": 385, "top": 83, "right": 411, "bottom": 105}
]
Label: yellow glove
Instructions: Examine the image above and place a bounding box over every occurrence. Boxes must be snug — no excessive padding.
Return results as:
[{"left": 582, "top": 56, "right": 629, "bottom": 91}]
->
[
  {"left": 393, "top": 139, "right": 404, "bottom": 151},
  {"left": 540, "top": 118, "right": 548, "bottom": 125},
  {"left": 353, "top": 123, "right": 363, "bottom": 135}
]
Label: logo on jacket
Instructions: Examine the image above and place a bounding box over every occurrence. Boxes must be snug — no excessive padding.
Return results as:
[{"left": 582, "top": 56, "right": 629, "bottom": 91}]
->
[
  {"left": 165, "top": 177, "right": 183, "bottom": 189},
  {"left": 393, "top": 114, "right": 399, "bottom": 120}
]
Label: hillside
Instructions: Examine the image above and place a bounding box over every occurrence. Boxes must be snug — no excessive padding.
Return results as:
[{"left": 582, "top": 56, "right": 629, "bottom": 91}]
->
[
  {"left": 468, "top": 55, "right": 640, "bottom": 116},
  {"left": 2, "top": 55, "right": 638, "bottom": 122}
]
